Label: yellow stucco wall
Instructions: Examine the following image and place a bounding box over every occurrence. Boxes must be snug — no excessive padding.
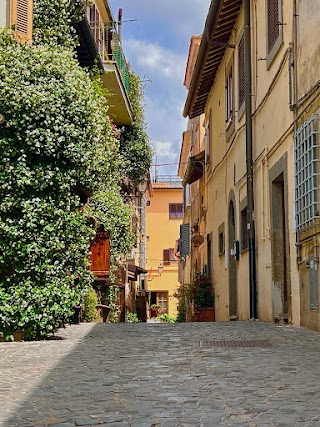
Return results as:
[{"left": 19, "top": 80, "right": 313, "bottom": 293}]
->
[
  {"left": 146, "top": 185, "right": 183, "bottom": 317},
  {"left": 202, "top": 1, "right": 304, "bottom": 324}
]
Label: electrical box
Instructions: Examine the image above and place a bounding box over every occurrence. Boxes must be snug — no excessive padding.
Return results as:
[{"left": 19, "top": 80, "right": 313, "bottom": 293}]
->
[
  {"left": 230, "top": 240, "right": 240, "bottom": 261},
  {"left": 309, "top": 257, "right": 319, "bottom": 310}
]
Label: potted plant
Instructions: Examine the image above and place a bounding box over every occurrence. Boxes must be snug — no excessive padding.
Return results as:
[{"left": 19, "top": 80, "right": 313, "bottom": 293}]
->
[
  {"left": 150, "top": 304, "right": 161, "bottom": 318},
  {"left": 192, "top": 274, "right": 215, "bottom": 322}
]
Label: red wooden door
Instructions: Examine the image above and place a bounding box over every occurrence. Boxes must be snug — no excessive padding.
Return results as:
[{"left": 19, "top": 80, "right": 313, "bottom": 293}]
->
[{"left": 89, "top": 229, "right": 110, "bottom": 277}]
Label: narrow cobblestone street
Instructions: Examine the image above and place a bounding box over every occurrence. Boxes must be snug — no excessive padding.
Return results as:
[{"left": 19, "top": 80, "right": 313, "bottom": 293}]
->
[{"left": 1, "top": 322, "right": 320, "bottom": 427}]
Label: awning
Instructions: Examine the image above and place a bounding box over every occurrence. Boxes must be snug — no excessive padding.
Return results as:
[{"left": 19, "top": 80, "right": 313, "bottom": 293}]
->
[
  {"left": 127, "top": 264, "right": 148, "bottom": 281},
  {"left": 183, "top": 150, "right": 205, "bottom": 185}
]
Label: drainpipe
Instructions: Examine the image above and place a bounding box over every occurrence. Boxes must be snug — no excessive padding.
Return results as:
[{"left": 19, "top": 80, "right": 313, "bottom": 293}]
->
[
  {"left": 244, "top": 0, "right": 257, "bottom": 319},
  {"left": 140, "top": 194, "right": 147, "bottom": 291},
  {"left": 292, "top": 0, "right": 301, "bottom": 261}
]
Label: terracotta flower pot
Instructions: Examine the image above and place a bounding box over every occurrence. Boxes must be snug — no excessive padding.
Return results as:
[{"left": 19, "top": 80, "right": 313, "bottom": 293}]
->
[{"left": 194, "top": 307, "right": 215, "bottom": 322}]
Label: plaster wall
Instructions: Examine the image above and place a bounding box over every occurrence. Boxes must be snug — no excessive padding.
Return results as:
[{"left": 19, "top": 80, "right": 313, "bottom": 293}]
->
[
  {"left": 296, "top": 0, "right": 320, "bottom": 98},
  {"left": 146, "top": 187, "right": 183, "bottom": 317},
  {"left": 203, "top": 1, "right": 299, "bottom": 323}
]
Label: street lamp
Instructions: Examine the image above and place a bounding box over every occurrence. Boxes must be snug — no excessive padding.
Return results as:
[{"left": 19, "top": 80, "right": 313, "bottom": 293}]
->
[{"left": 147, "top": 263, "right": 163, "bottom": 281}]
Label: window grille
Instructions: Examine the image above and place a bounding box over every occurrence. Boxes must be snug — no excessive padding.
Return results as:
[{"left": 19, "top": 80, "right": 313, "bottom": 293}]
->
[
  {"left": 241, "top": 207, "right": 248, "bottom": 250},
  {"left": 295, "top": 113, "right": 320, "bottom": 231},
  {"left": 267, "top": 0, "right": 279, "bottom": 54},
  {"left": 238, "top": 35, "right": 245, "bottom": 109}
]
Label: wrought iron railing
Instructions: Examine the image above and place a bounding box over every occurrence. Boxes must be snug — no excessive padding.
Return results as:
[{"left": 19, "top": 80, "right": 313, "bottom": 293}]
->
[{"left": 90, "top": 22, "right": 130, "bottom": 94}]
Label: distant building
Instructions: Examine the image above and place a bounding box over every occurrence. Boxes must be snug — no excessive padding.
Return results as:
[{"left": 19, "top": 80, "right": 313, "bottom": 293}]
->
[{"left": 146, "top": 176, "right": 183, "bottom": 318}]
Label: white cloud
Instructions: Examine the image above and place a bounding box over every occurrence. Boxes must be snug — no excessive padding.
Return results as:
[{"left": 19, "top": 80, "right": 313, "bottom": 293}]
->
[
  {"left": 153, "top": 140, "right": 178, "bottom": 160},
  {"left": 124, "top": 39, "right": 186, "bottom": 80}
]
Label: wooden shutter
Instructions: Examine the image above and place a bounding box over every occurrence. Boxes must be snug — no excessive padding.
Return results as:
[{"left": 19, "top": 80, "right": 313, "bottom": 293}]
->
[
  {"left": 180, "top": 223, "right": 190, "bottom": 256},
  {"left": 267, "top": 0, "right": 279, "bottom": 53},
  {"left": 163, "top": 249, "right": 170, "bottom": 265},
  {"left": 10, "top": 0, "right": 33, "bottom": 43},
  {"left": 238, "top": 34, "right": 245, "bottom": 109}
]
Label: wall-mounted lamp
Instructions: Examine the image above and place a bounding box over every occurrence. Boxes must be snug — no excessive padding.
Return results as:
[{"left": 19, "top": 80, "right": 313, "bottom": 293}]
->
[{"left": 147, "top": 263, "right": 163, "bottom": 281}]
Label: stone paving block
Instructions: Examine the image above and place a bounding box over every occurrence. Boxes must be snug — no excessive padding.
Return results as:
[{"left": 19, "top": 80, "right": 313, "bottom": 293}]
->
[
  {"left": 74, "top": 418, "right": 98, "bottom": 426},
  {"left": 2, "top": 322, "right": 320, "bottom": 426}
]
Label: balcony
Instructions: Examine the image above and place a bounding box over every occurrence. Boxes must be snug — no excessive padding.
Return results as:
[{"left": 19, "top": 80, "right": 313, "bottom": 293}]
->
[
  {"left": 75, "top": 18, "right": 133, "bottom": 125},
  {"left": 152, "top": 176, "right": 183, "bottom": 189}
]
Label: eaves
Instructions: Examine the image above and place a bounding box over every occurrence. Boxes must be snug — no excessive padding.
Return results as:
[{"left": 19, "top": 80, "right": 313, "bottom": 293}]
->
[{"left": 183, "top": 0, "right": 242, "bottom": 119}]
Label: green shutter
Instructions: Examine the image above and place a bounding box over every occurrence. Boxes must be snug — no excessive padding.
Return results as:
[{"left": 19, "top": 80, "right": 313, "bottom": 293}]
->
[{"left": 180, "top": 223, "right": 190, "bottom": 256}]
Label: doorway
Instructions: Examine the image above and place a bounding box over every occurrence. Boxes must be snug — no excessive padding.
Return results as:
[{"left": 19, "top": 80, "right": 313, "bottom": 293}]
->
[
  {"left": 228, "top": 199, "right": 237, "bottom": 319},
  {"left": 270, "top": 162, "right": 290, "bottom": 321}
]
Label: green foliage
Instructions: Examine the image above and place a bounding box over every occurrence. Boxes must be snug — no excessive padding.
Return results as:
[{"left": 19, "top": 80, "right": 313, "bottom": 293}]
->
[
  {"left": 106, "top": 285, "right": 121, "bottom": 323},
  {"left": 120, "top": 72, "right": 153, "bottom": 186},
  {"left": 0, "top": 0, "right": 151, "bottom": 338},
  {"left": 81, "top": 287, "right": 99, "bottom": 322},
  {"left": 174, "top": 284, "right": 194, "bottom": 322},
  {"left": 0, "top": 34, "right": 123, "bottom": 339},
  {"left": 33, "top": 0, "right": 86, "bottom": 48},
  {"left": 193, "top": 275, "right": 214, "bottom": 310},
  {"left": 87, "top": 189, "right": 135, "bottom": 265},
  {"left": 127, "top": 312, "right": 139, "bottom": 323},
  {"left": 0, "top": 281, "right": 85, "bottom": 340},
  {"left": 156, "top": 314, "right": 176, "bottom": 323}
]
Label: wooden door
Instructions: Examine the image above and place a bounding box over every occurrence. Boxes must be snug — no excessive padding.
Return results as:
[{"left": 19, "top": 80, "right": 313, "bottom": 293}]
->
[{"left": 89, "top": 228, "right": 110, "bottom": 277}]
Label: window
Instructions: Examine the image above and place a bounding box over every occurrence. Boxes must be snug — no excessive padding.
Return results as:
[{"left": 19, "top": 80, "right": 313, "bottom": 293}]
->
[
  {"left": 218, "top": 223, "right": 225, "bottom": 256},
  {"left": 238, "top": 34, "right": 245, "bottom": 110},
  {"left": 205, "top": 111, "right": 211, "bottom": 163},
  {"left": 266, "top": 0, "right": 283, "bottom": 68},
  {"left": 10, "top": 0, "right": 33, "bottom": 42},
  {"left": 169, "top": 203, "right": 183, "bottom": 219},
  {"left": 241, "top": 207, "right": 248, "bottom": 251},
  {"left": 295, "top": 113, "right": 320, "bottom": 231},
  {"left": 157, "top": 292, "right": 168, "bottom": 313},
  {"left": 89, "top": 5, "right": 101, "bottom": 50},
  {"left": 226, "top": 66, "right": 233, "bottom": 125},
  {"left": 207, "top": 233, "right": 212, "bottom": 278},
  {"left": 267, "top": 0, "right": 279, "bottom": 54},
  {"left": 163, "top": 248, "right": 176, "bottom": 264}
]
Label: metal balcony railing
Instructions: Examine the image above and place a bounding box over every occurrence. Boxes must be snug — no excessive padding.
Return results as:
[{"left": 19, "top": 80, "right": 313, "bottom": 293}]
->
[
  {"left": 90, "top": 22, "right": 130, "bottom": 94},
  {"left": 153, "top": 175, "right": 183, "bottom": 188}
]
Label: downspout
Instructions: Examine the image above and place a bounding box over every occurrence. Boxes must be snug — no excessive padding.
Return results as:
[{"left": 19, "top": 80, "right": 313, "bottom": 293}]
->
[
  {"left": 244, "top": 0, "right": 257, "bottom": 319},
  {"left": 292, "top": 0, "right": 300, "bottom": 261},
  {"left": 140, "top": 195, "right": 146, "bottom": 271}
]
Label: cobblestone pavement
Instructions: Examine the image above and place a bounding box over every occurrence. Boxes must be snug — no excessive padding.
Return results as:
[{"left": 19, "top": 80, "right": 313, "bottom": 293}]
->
[{"left": 1, "top": 321, "right": 320, "bottom": 427}]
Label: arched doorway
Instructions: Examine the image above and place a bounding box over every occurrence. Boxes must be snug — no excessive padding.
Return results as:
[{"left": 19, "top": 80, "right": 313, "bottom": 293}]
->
[{"left": 228, "top": 199, "right": 237, "bottom": 319}]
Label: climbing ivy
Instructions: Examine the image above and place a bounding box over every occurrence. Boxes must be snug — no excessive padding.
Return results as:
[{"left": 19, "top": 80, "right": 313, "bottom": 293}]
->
[
  {"left": 0, "top": 0, "right": 150, "bottom": 338},
  {"left": 33, "top": 0, "right": 86, "bottom": 48},
  {"left": 120, "top": 72, "right": 153, "bottom": 187},
  {"left": 0, "top": 31, "right": 131, "bottom": 338}
]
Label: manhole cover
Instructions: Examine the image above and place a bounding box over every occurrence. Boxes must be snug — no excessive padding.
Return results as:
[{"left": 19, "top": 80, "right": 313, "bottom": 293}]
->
[{"left": 199, "top": 339, "right": 275, "bottom": 348}]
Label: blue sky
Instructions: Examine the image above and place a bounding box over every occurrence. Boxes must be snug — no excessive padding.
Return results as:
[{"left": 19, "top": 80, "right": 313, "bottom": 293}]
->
[{"left": 109, "top": 0, "right": 210, "bottom": 176}]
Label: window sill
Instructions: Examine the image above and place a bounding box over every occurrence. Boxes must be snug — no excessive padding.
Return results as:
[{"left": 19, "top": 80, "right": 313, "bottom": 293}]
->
[
  {"left": 237, "top": 102, "right": 245, "bottom": 121},
  {"left": 226, "top": 120, "right": 235, "bottom": 142}
]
